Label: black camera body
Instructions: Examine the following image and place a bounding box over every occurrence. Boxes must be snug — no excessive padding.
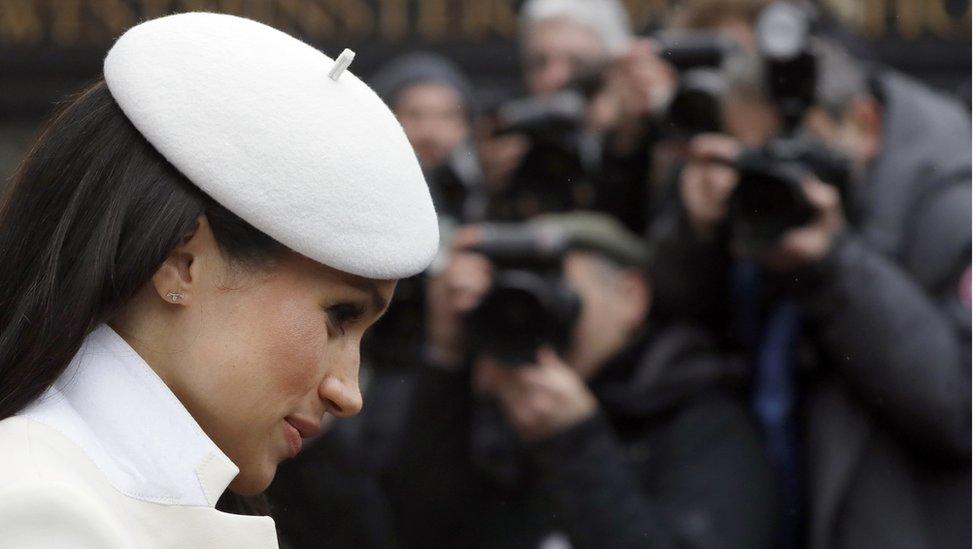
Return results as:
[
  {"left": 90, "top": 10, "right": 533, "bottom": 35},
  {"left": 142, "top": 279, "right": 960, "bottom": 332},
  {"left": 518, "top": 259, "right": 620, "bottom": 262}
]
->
[
  {"left": 729, "top": 133, "right": 852, "bottom": 253},
  {"left": 649, "top": 33, "right": 736, "bottom": 137},
  {"left": 666, "top": 67, "right": 727, "bottom": 136},
  {"left": 464, "top": 223, "right": 581, "bottom": 365},
  {"left": 655, "top": 32, "right": 737, "bottom": 72},
  {"left": 491, "top": 91, "right": 593, "bottom": 219},
  {"left": 662, "top": 1, "right": 821, "bottom": 138},
  {"left": 726, "top": 2, "right": 855, "bottom": 252}
]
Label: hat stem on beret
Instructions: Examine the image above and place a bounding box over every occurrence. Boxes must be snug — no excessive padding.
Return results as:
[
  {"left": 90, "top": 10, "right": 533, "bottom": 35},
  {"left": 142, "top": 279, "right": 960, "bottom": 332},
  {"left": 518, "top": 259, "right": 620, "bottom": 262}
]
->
[
  {"left": 104, "top": 14, "right": 439, "bottom": 279},
  {"left": 329, "top": 49, "right": 356, "bottom": 81}
]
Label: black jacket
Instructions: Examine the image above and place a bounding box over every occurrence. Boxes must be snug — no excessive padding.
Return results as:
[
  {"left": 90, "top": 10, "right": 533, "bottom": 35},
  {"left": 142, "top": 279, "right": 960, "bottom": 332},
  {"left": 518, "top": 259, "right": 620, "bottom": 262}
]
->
[
  {"left": 383, "top": 325, "right": 777, "bottom": 549},
  {"left": 648, "top": 70, "right": 971, "bottom": 549}
]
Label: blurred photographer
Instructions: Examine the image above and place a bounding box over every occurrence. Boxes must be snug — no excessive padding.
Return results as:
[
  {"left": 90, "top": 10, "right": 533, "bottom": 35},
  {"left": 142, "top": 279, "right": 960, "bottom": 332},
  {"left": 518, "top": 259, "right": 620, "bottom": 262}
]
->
[
  {"left": 384, "top": 213, "right": 776, "bottom": 548},
  {"left": 372, "top": 52, "right": 486, "bottom": 223},
  {"left": 649, "top": 15, "right": 971, "bottom": 549},
  {"left": 479, "top": 0, "right": 675, "bottom": 230}
]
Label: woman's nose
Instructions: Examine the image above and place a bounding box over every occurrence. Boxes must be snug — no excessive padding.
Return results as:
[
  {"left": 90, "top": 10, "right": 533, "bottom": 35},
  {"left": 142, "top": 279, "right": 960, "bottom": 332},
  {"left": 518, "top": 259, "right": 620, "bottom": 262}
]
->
[
  {"left": 319, "top": 373, "right": 363, "bottom": 417},
  {"left": 318, "top": 348, "right": 363, "bottom": 417}
]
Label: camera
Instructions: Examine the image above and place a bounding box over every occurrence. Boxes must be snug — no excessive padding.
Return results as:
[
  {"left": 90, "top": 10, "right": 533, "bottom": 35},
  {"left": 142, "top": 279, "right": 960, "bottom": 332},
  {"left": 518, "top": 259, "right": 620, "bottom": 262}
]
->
[
  {"left": 665, "top": 67, "right": 727, "bottom": 136},
  {"left": 655, "top": 32, "right": 737, "bottom": 71},
  {"left": 463, "top": 222, "right": 581, "bottom": 365},
  {"left": 485, "top": 26, "right": 752, "bottom": 213},
  {"left": 660, "top": 2, "right": 820, "bottom": 138},
  {"left": 727, "top": 134, "right": 852, "bottom": 253},
  {"left": 648, "top": 32, "right": 737, "bottom": 138},
  {"left": 754, "top": 1, "right": 820, "bottom": 131},
  {"left": 488, "top": 90, "right": 595, "bottom": 220},
  {"left": 724, "top": 1, "right": 853, "bottom": 252},
  {"left": 485, "top": 28, "right": 741, "bottom": 217}
]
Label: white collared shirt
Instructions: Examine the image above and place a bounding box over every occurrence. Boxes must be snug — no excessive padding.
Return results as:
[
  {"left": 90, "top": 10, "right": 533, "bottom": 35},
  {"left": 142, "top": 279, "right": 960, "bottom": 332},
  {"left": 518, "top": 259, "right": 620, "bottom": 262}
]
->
[{"left": 0, "top": 324, "right": 279, "bottom": 548}]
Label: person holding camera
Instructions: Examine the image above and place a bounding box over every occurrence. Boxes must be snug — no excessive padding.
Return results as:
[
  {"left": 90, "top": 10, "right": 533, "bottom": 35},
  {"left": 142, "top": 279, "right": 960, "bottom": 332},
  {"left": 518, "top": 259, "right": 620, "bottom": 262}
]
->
[
  {"left": 478, "top": 0, "right": 675, "bottom": 231},
  {"left": 370, "top": 52, "right": 488, "bottom": 225},
  {"left": 648, "top": 35, "right": 971, "bottom": 549},
  {"left": 383, "top": 212, "right": 777, "bottom": 549}
]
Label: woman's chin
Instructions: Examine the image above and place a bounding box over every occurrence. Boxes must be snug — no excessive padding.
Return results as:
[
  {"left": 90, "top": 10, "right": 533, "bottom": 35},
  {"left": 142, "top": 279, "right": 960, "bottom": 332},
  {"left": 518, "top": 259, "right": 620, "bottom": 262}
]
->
[{"left": 228, "top": 463, "right": 277, "bottom": 496}]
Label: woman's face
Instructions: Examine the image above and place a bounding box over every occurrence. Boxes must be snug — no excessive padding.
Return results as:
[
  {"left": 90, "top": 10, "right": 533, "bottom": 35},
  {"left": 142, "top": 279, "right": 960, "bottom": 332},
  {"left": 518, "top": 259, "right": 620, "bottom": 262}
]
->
[{"left": 120, "top": 219, "right": 396, "bottom": 496}]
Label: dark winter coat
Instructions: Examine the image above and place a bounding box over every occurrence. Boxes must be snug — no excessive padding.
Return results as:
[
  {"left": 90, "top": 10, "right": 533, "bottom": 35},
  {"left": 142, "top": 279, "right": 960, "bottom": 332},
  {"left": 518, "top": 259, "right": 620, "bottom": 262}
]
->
[
  {"left": 648, "top": 70, "right": 971, "bottom": 549},
  {"left": 383, "top": 325, "right": 778, "bottom": 549}
]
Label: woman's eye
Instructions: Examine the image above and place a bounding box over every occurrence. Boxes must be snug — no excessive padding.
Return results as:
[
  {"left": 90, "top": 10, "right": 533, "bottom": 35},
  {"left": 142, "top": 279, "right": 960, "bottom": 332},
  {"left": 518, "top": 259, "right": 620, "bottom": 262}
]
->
[{"left": 326, "top": 304, "right": 366, "bottom": 335}]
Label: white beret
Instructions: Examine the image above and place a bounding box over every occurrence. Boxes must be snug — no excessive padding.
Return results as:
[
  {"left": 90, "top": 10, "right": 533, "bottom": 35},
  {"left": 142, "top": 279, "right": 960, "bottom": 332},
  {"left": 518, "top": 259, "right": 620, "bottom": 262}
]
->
[{"left": 104, "top": 12, "right": 438, "bottom": 280}]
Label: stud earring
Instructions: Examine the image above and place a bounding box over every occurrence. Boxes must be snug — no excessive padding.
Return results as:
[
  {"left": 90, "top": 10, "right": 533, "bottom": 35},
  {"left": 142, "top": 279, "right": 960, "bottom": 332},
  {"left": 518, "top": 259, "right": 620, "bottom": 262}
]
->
[{"left": 166, "top": 291, "right": 185, "bottom": 303}]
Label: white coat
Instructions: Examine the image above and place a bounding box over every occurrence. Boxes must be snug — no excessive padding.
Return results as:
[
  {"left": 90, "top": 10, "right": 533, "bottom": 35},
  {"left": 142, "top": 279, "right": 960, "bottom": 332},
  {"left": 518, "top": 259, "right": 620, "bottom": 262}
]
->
[{"left": 0, "top": 325, "right": 279, "bottom": 548}]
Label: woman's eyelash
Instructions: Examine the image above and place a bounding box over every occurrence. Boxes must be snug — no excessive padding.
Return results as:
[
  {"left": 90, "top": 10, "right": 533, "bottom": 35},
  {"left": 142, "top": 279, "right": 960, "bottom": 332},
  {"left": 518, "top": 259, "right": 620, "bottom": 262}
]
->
[{"left": 326, "top": 303, "right": 366, "bottom": 334}]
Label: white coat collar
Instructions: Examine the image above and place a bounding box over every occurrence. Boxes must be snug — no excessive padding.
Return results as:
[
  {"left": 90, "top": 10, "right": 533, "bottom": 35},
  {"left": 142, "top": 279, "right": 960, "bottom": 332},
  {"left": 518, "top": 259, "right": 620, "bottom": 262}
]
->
[{"left": 18, "top": 324, "right": 239, "bottom": 507}]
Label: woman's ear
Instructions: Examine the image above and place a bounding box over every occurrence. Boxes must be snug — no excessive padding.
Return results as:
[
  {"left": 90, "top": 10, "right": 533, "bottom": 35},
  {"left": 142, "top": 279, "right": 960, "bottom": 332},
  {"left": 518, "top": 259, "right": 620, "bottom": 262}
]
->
[{"left": 150, "top": 214, "right": 215, "bottom": 307}]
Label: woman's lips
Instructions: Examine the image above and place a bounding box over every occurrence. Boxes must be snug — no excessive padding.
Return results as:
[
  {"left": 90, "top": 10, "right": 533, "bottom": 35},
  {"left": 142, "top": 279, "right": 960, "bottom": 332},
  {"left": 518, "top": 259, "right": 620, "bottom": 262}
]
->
[
  {"left": 285, "top": 415, "right": 323, "bottom": 439},
  {"left": 282, "top": 420, "right": 303, "bottom": 458},
  {"left": 282, "top": 415, "right": 323, "bottom": 458}
]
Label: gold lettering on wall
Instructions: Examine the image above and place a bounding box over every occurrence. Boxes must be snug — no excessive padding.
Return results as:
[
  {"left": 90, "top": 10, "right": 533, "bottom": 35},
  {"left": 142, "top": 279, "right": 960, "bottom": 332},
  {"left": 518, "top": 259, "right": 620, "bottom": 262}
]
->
[
  {"left": 460, "top": 0, "right": 517, "bottom": 40},
  {"left": 213, "top": 0, "right": 247, "bottom": 20},
  {"left": 489, "top": 0, "right": 516, "bottom": 38},
  {"left": 378, "top": 0, "right": 408, "bottom": 42},
  {"left": 926, "top": 0, "right": 970, "bottom": 36},
  {"left": 50, "top": 0, "right": 83, "bottom": 45},
  {"left": 823, "top": 0, "right": 862, "bottom": 35},
  {"left": 864, "top": 0, "right": 888, "bottom": 39},
  {"left": 0, "top": 0, "right": 43, "bottom": 43},
  {"left": 277, "top": 0, "right": 336, "bottom": 41},
  {"left": 623, "top": 0, "right": 670, "bottom": 32},
  {"left": 895, "top": 0, "right": 924, "bottom": 39},
  {"left": 417, "top": 0, "right": 448, "bottom": 41},
  {"left": 332, "top": 0, "right": 375, "bottom": 41},
  {"left": 819, "top": 0, "right": 972, "bottom": 40},
  {"left": 926, "top": 0, "right": 954, "bottom": 35},
  {"left": 90, "top": 0, "right": 138, "bottom": 39},
  {"left": 245, "top": 0, "right": 278, "bottom": 25},
  {"left": 461, "top": 0, "right": 491, "bottom": 40},
  {"left": 0, "top": 0, "right": 970, "bottom": 46},
  {"left": 177, "top": 0, "right": 220, "bottom": 12},
  {"left": 138, "top": 0, "right": 175, "bottom": 20}
]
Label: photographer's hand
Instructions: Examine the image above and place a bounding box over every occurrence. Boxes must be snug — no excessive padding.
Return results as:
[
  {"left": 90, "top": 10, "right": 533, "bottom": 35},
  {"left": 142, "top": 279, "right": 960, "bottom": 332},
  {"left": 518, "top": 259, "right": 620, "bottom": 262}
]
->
[
  {"left": 681, "top": 134, "right": 741, "bottom": 240},
  {"left": 473, "top": 348, "right": 598, "bottom": 443},
  {"left": 425, "top": 227, "right": 493, "bottom": 367},
  {"left": 762, "top": 178, "right": 845, "bottom": 271},
  {"left": 591, "top": 39, "right": 677, "bottom": 154}
]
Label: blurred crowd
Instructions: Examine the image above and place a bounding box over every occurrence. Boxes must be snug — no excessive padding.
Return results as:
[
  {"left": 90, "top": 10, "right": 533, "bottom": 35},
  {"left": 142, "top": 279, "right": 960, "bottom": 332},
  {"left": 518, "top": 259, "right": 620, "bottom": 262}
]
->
[{"left": 266, "top": 0, "right": 972, "bottom": 547}]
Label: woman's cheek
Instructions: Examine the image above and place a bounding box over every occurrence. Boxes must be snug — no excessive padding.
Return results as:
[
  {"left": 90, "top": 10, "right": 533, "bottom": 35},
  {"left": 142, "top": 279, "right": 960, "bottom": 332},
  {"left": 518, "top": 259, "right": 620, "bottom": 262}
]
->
[{"left": 261, "top": 294, "right": 329, "bottom": 396}]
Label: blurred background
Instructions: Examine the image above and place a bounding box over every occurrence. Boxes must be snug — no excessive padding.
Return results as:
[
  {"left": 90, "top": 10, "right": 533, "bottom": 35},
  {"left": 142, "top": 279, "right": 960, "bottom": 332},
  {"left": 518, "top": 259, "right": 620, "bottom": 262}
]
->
[
  {"left": 0, "top": 0, "right": 970, "bottom": 181},
  {"left": 2, "top": 2, "right": 970, "bottom": 549}
]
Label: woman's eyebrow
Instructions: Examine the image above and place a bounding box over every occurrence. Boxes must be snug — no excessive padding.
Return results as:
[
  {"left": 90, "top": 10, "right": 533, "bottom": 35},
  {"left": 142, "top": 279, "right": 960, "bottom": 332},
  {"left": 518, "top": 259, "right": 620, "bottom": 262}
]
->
[
  {"left": 343, "top": 278, "right": 392, "bottom": 317},
  {"left": 370, "top": 288, "right": 392, "bottom": 318}
]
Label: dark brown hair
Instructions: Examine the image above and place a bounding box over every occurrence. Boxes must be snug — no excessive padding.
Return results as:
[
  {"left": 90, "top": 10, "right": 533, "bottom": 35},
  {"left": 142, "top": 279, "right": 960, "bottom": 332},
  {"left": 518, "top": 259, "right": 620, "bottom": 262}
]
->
[{"left": 0, "top": 81, "right": 288, "bottom": 511}]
